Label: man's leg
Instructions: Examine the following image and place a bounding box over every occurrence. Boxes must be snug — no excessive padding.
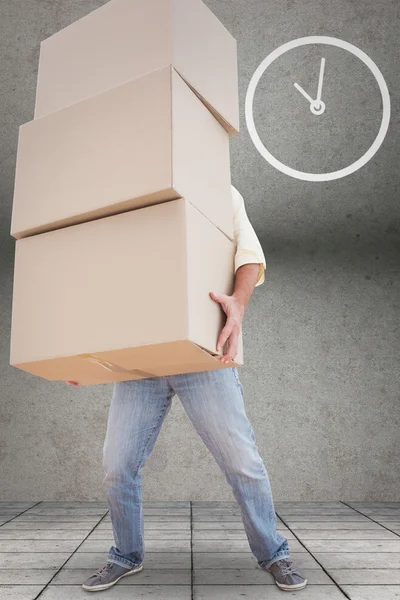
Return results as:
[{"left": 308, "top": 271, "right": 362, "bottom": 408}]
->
[
  {"left": 102, "top": 376, "right": 175, "bottom": 568},
  {"left": 167, "top": 367, "right": 289, "bottom": 569}
]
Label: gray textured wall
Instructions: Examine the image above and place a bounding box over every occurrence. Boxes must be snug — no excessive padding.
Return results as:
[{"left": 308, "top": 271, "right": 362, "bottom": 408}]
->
[{"left": 0, "top": 0, "right": 399, "bottom": 501}]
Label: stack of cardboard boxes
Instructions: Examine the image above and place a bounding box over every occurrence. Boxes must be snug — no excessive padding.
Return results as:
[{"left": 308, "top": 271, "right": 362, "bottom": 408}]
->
[{"left": 10, "top": 0, "right": 244, "bottom": 385}]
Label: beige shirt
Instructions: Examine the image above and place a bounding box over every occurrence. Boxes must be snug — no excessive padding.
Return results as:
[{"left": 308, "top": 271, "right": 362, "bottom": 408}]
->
[{"left": 232, "top": 185, "right": 266, "bottom": 287}]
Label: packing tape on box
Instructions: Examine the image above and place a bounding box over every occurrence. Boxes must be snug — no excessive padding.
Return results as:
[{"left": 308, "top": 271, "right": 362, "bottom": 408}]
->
[{"left": 77, "top": 353, "right": 155, "bottom": 379}]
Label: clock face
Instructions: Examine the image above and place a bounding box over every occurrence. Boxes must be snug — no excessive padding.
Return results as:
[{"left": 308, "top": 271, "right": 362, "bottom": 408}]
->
[{"left": 245, "top": 36, "right": 391, "bottom": 181}]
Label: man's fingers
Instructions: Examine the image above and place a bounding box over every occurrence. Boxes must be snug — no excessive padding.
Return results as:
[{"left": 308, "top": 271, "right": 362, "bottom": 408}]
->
[
  {"left": 210, "top": 292, "right": 229, "bottom": 314},
  {"left": 225, "top": 331, "right": 239, "bottom": 361},
  {"left": 210, "top": 291, "right": 226, "bottom": 304},
  {"left": 66, "top": 381, "right": 79, "bottom": 386},
  {"left": 219, "top": 331, "right": 239, "bottom": 363},
  {"left": 216, "top": 323, "right": 234, "bottom": 352}
]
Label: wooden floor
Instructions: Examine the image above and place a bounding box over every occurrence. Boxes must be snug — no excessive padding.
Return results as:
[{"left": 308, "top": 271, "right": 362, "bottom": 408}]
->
[{"left": 0, "top": 501, "right": 399, "bottom": 598}]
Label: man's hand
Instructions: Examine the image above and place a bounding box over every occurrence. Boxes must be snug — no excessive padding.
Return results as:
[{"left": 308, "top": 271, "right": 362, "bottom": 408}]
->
[
  {"left": 66, "top": 381, "right": 80, "bottom": 386},
  {"left": 210, "top": 263, "right": 262, "bottom": 364},
  {"left": 65, "top": 265, "right": 262, "bottom": 377},
  {"left": 209, "top": 292, "right": 244, "bottom": 363}
]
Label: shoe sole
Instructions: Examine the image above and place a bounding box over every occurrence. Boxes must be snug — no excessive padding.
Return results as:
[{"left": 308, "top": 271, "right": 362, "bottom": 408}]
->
[
  {"left": 82, "top": 564, "right": 144, "bottom": 591},
  {"left": 275, "top": 578, "right": 308, "bottom": 591}
]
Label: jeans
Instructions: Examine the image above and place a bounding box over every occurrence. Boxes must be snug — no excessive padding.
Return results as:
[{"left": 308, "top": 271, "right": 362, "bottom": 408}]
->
[{"left": 102, "top": 367, "right": 290, "bottom": 570}]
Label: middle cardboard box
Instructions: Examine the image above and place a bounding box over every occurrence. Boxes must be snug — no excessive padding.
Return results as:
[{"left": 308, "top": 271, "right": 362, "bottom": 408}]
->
[
  {"left": 11, "top": 65, "right": 233, "bottom": 241},
  {"left": 10, "top": 198, "right": 243, "bottom": 386}
]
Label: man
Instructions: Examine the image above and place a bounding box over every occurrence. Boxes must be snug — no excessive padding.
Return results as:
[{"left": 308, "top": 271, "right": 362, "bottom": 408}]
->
[{"left": 70, "top": 186, "right": 307, "bottom": 593}]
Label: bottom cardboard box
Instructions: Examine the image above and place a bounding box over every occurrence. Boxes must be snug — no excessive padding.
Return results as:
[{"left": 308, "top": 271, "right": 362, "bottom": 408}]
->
[
  {"left": 10, "top": 198, "right": 243, "bottom": 385},
  {"left": 15, "top": 341, "right": 240, "bottom": 386}
]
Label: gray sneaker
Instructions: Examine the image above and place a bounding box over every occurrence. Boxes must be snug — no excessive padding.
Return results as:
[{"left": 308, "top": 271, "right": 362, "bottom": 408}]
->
[
  {"left": 82, "top": 561, "right": 143, "bottom": 591},
  {"left": 266, "top": 558, "right": 307, "bottom": 591}
]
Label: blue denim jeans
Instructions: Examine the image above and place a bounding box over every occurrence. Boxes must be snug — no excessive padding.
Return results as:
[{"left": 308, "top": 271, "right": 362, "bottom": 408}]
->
[{"left": 102, "top": 367, "right": 290, "bottom": 570}]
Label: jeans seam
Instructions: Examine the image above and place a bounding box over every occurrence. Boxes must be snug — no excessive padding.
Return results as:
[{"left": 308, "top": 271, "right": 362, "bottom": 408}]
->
[
  {"left": 232, "top": 367, "right": 244, "bottom": 394},
  {"left": 134, "top": 391, "right": 174, "bottom": 554}
]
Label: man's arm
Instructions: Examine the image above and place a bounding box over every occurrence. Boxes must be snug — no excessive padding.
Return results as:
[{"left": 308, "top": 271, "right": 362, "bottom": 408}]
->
[
  {"left": 232, "top": 262, "right": 261, "bottom": 310},
  {"left": 210, "top": 186, "right": 266, "bottom": 364},
  {"left": 210, "top": 262, "right": 261, "bottom": 364},
  {"left": 232, "top": 186, "right": 266, "bottom": 287}
]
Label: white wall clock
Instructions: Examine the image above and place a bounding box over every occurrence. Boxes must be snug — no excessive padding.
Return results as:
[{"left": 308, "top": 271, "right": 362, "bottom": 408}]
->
[{"left": 245, "top": 36, "right": 391, "bottom": 181}]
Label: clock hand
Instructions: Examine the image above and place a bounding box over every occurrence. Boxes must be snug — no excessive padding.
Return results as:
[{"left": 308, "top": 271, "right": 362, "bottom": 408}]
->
[
  {"left": 294, "top": 58, "right": 326, "bottom": 116},
  {"left": 293, "top": 82, "right": 314, "bottom": 104},
  {"left": 316, "top": 57, "right": 325, "bottom": 103},
  {"left": 294, "top": 57, "right": 326, "bottom": 105}
]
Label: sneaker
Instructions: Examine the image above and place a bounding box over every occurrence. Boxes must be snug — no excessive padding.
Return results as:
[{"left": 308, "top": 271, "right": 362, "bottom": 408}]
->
[
  {"left": 82, "top": 561, "right": 143, "bottom": 591},
  {"left": 266, "top": 558, "right": 307, "bottom": 591}
]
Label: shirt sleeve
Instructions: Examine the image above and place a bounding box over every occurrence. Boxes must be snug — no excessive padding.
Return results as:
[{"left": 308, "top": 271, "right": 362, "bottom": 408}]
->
[{"left": 231, "top": 185, "right": 266, "bottom": 287}]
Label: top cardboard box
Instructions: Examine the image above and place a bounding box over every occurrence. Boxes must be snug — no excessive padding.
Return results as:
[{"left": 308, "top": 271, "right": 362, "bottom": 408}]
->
[{"left": 34, "top": 0, "right": 239, "bottom": 135}]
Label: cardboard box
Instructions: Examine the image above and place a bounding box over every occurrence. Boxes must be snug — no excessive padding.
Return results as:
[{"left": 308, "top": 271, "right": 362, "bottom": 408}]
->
[
  {"left": 10, "top": 198, "right": 243, "bottom": 386},
  {"left": 34, "top": 0, "right": 239, "bottom": 134},
  {"left": 12, "top": 66, "right": 233, "bottom": 240}
]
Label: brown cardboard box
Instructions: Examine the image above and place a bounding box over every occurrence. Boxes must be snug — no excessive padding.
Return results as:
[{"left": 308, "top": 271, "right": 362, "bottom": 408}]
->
[
  {"left": 12, "top": 66, "right": 233, "bottom": 241},
  {"left": 10, "top": 198, "right": 243, "bottom": 386},
  {"left": 34, "top": 0, "right": 239, "bottom": 134}
]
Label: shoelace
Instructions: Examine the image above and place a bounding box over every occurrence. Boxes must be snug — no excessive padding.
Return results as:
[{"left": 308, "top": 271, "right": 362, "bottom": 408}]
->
[
  {"left": 277, "top": 559, "right": 299, "bottom": 576},
  {"left": 95, "top": 563, "right": 114, "bottom": 580}
]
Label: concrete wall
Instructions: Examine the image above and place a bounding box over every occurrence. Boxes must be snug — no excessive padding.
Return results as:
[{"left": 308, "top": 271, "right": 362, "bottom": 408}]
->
[{"left": 0, "top": 0, "right": 399, "bottom": 501}]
